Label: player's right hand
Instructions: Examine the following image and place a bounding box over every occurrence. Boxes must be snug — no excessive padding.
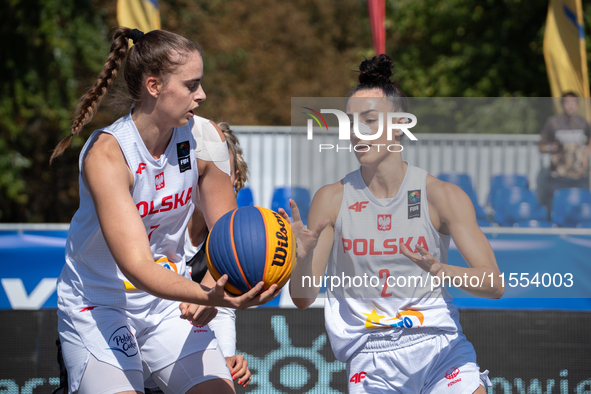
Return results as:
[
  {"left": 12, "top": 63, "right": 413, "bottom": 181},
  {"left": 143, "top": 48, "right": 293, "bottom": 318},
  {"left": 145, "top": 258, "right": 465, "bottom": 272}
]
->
[
  {"left": 209, "top": 275, "right": 280, "bottom": 310},
  {"left": 280, "top": 199, "right": 329, "bottom": 261},
  {"left": 179, "top": 302, "right": 218, "bottom": 326},
  {"left": 226, "top": 355, "right": 251, "bottom": 387}
]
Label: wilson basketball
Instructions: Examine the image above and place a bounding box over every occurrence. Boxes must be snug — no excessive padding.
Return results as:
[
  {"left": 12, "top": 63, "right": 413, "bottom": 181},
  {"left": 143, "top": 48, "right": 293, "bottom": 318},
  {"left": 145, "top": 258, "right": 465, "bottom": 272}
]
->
[{"left": 206, "top": 206, "right": 297, "bottom": 296}]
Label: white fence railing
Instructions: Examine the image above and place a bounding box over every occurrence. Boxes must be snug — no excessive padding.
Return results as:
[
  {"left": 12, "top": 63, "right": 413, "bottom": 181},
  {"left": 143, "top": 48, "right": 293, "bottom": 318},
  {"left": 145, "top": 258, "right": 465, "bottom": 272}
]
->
[
  {"left": 2, "top": 223, "right": 591, "bottom": 235},
  {"left": 232, "top": 126, "right": 549, "bottom": 209},
  {"left": 0, "top": 128, "right": 560, "bottom": 221}
]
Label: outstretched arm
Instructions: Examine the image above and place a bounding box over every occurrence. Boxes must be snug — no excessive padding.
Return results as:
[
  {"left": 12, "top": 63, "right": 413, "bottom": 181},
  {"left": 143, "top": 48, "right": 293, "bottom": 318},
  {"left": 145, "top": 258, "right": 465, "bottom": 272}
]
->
[
  {"left": 401, "top": 177, "right": 504, "bottom": 299},
  {"left": 288, "top": 183, "right": 339, "bottom": 309}
]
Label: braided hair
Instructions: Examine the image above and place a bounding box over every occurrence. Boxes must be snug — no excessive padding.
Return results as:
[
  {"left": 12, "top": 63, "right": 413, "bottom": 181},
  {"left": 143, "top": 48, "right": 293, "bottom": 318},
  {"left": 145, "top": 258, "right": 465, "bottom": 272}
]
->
[
  {"left": 218, "top": 122, "right": 248, "bottom": 193},
  {"left": 50, "top": 28, "right": 202, "bottom": 163}
]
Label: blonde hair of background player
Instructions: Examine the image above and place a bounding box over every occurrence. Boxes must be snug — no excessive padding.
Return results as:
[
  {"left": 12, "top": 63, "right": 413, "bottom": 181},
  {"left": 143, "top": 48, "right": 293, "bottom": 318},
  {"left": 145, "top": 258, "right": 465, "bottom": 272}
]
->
[
  {"left": 186, "top": 121, "right": 249, "bottom": 247},
  {"left": 219, "top": 122, "right": 249, "bottom": 193}
]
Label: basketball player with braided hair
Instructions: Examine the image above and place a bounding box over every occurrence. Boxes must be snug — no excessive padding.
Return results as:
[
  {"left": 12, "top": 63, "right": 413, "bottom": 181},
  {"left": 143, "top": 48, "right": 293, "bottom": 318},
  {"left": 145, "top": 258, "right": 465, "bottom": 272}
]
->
[
  {"left": 288, "top": 54, "right": 503, "bottom": 393},
  {"left": 54, "top": 121, "right": 253, "bottom": 393},
  {"left": 52, "top": 28, "right": 278, "bottom": 394}
]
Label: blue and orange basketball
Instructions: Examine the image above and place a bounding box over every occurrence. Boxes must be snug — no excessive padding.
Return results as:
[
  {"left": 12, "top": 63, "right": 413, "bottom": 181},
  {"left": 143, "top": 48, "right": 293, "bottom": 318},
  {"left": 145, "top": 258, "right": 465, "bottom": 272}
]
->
[{"left": 206, "top": 206, "right": 297, "bottom": 296}]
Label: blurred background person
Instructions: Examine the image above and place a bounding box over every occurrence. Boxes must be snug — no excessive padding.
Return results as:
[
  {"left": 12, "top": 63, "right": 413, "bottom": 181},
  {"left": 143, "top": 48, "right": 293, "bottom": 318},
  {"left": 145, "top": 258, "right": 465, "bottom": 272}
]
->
[{"left": 538, "top": 92, "right": 591, "bottom": 214}]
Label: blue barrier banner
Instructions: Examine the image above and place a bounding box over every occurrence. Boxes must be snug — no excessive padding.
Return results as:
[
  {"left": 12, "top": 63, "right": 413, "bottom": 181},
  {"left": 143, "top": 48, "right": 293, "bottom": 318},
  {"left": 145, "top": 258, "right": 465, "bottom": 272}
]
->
[
  {"left": 447, "top": 234, "right": 591, "bottom": 300},
  {"left": 2, "top": 308, "right": 590, "bottom": 394},
  {"left": 1, "top": 230, "right": 591, "bottom": 310},
  {"left": 0, "top": 232, "right": 66, "bottom": 310}
]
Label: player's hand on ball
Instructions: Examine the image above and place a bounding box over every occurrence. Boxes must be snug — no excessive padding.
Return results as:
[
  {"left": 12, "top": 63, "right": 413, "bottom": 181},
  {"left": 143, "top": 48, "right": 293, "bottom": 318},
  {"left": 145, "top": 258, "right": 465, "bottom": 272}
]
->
[
  {"left": 211, "top": 275, "right": 280, "bottom": 309},
  {"left": 226, "top": 355, "right": 251, "bottom": 387},
  {"left": 179, "top": 303, "right": 218, "bottom": 326},
  {"left": 400, "top": 243, "right": 446, "bottom": 279},
  {"left": 282, "top": 199, "right": 330, "bottom": 260}
]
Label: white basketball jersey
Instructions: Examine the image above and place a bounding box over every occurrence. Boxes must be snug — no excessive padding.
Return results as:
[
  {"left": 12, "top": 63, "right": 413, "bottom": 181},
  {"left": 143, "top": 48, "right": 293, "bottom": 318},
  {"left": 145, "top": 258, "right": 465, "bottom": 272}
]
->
[
  {"left": 324, "top": 164, "right": 462, "bottom": 362},
  {"left": 57, "top": 114, "right": 218, "bottom": 312}
]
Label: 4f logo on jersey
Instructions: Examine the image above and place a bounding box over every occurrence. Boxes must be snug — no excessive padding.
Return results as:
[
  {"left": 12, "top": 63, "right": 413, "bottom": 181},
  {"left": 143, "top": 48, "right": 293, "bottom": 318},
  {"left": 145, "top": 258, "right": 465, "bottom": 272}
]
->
[
  {"left": 177, "top": 141, "right": 191, "bottom": 173},
  {"left": 408, "top": 190, "right": 421, "bottom": 219},
  {"left": 377, "top": 214, "right": 391, "bottom": 231},
  {"left": 349, "top": 201, "right": 369, "bottom": 212},
  {"left": 155, "top": 172, "right": 165, "bottom": 190},
  {"left": 350, "top": 371, "right": 367, "bottom": 384},
  {"left": 136, "top": 163, "right": 147, "bottom": 174}
]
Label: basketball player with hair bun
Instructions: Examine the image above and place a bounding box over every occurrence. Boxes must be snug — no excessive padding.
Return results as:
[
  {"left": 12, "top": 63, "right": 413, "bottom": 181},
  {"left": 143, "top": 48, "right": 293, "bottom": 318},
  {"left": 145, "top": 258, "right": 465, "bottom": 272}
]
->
[
  {"left": 287, "top": 54, "right": 503, "bottom": 393},
  {"left": 51, "top": 27, "right": 278, "bottom": 394}
]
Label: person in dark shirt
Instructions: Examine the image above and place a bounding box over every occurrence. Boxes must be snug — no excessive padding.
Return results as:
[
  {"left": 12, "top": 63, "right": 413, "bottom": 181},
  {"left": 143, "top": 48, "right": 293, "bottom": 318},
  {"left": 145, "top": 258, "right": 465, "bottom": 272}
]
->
[{"left": 538, "top": 92, "right": 591, "bottom": 213}]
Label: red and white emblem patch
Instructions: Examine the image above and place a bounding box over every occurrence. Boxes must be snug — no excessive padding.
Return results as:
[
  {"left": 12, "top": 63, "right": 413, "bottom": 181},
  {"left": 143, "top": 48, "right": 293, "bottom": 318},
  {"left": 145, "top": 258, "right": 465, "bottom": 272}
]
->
[
  {"left": 155, "top": 172, "right": 165, "bottom": 190},
  {"left": 445, "top": 367, "right": 460, "bottom": 380},
  {"left": 377, "top": 214, "right": 391, "bottom": 231},
  {"left": 445, "top": 367, "right": 462, "bottom": 387}
]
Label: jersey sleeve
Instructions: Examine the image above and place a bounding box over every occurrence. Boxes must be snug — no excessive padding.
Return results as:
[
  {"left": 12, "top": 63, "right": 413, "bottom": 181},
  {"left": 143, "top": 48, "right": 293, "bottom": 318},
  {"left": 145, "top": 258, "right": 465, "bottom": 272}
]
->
[{"left": 191, "top": 117, "right": 231, "bottom": 176}]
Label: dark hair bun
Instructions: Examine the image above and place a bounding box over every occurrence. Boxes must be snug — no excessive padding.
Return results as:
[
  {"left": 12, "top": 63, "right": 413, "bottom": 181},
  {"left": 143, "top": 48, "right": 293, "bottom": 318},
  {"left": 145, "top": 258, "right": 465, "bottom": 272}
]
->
[{"left": 358, "top": 54, "right": 395, "bottom": 86}]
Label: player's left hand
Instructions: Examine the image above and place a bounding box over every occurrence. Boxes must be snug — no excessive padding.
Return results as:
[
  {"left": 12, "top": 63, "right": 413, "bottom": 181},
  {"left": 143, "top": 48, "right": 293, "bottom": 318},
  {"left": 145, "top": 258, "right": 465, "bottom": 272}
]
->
[
  {"left": 226, "top": 355, "right": 251, "bottom": 387},
  {"left": 179, "top": 302, "right": 218, "bottom": 326},
  {"left": 400, "top": 243, "right": 446, "bottom": 278}
]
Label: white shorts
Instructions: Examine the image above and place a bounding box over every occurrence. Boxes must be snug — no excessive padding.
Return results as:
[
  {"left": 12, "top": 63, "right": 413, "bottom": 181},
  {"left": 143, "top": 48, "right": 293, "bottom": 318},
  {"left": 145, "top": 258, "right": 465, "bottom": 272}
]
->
[
  {"left": 73, "top": 348, "right": 230, "bottom": 394},
  {"left": 58, "top": 301, "right": 228, "bottom": 393},
  {"left": 346, "top": 329, "right": 491, "bottom": 394}
]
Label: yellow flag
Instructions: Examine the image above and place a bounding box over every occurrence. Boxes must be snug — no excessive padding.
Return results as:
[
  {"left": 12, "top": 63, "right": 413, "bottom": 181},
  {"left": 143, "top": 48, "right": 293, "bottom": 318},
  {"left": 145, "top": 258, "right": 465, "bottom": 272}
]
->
[
  {"left": 117, "top": 0, "right": 161, "bottom": 32},
  {"left": 543, "top": 0, "right": 589, "bottom": 98}
]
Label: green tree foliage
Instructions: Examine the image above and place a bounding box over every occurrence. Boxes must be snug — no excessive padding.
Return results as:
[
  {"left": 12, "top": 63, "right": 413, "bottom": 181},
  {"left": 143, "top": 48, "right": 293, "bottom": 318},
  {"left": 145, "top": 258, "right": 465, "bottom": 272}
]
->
[
  {"left": 387, "top": 0, "right": 550, "bottom": 97},
  {"left": 1, "top": 0, "right": 590, "bottom": 222},
  {"left": 159, "top": 0, "right": 367, "bottom": 125},
  {"left": 0, "top": 0, "right": 110, "bottom": 221}
]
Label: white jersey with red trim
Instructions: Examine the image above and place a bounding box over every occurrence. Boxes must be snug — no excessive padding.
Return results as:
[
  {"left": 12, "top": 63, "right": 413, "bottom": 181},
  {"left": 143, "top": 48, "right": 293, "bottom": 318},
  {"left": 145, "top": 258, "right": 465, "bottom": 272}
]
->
[
  {"left": 324, "top": 164, "right": 462, "bottom": 362},
  {"left": 57, "top": 113, "right": 219, "bottom": 312}
]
